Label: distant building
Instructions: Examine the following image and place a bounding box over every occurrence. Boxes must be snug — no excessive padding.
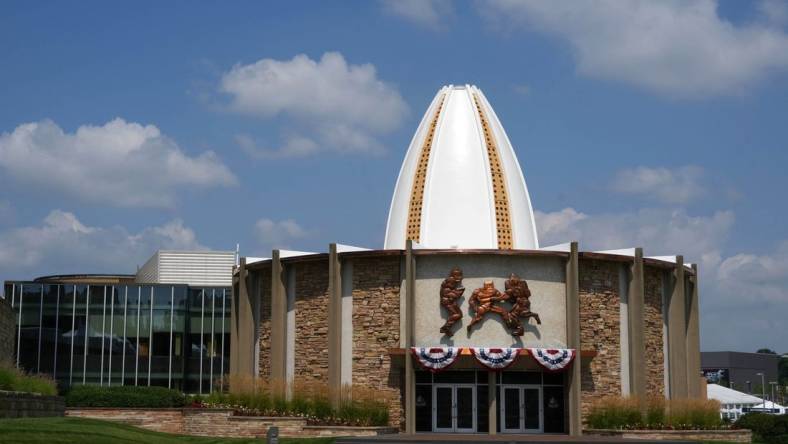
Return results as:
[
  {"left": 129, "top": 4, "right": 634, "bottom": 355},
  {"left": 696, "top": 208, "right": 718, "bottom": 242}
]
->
[
  {"left": 2, "top": 249, "right": 234, "bottom": 393},
  {"left": 701, "top": 351, "right": 780, "bottom": 394}
]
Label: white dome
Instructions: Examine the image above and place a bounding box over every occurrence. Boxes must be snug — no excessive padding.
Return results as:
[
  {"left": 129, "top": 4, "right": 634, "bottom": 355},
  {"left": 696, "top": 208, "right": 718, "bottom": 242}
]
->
[{"left": 384, "top": 85, "right": 539, "bottom": 250}]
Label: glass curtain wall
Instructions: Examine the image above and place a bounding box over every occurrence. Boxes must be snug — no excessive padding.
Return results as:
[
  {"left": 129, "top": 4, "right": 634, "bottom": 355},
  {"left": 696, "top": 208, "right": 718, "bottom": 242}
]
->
[{"left": 4, "top": 282, "right": 230, "bottom": 393}]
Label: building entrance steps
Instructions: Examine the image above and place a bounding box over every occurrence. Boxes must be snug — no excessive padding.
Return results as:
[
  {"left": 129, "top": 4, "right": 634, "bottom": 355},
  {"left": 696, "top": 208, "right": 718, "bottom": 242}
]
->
[{"left": 336, "top": 434, "right": 693, "bottom": 444}]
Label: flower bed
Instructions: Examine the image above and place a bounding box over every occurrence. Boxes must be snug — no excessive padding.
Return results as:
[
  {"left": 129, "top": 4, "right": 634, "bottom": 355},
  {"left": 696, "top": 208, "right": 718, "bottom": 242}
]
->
[{"left": 201, "top": 376, "right": 389, "bottom": 427}]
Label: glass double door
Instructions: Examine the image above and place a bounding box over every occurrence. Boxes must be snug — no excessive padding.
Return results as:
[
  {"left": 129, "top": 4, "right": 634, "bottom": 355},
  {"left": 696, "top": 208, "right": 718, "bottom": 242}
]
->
[
  {"left": 433, "top": 384, "right": 476, "bottom": 432},
  {"left": 501, "top": 385, "right": 543, "bottom": 433}
]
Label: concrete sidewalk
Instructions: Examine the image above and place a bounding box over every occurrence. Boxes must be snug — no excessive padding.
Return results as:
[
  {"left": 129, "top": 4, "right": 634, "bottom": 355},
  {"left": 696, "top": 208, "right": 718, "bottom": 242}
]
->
[{"left": 335, "top": 434, "right": 692, "bottom": 444}]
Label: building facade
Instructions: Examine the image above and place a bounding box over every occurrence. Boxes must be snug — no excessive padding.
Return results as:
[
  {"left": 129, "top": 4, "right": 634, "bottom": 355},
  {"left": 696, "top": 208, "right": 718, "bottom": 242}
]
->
[
  {"left": 702, "top": 351, "right": 781, "bottom": 394},
  {"left": 2, "top": 250, "right": 234, "bottom": 393},
  {"left": 229, "top": 85, "right": 704, "bottom": 435}
]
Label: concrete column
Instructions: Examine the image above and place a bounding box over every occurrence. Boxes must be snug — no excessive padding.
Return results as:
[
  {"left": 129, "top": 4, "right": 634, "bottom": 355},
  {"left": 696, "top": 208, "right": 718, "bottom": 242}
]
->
[
  {"left": 667, "top": 256, "right": 688, "bottom": 399},
  {"left": 327, "top": 243, "right": 342, "bottom": 409},
  {"left": 686, "top": 264, "right": 701, "bottom": 398},
  {"left": 404, "top": 240, "right": 416, "bottom": 434},
  {"left": 230, "top": 258, "right": 255, "bottom": 381},
  {"left": 629, "top": 248, "right": 647, "bottom": 402},
  {"left": 565, "top": 241, "right": 582, "bottom": 436},
  {"left": 270, "top": 250, "right": 288, "bottom": 394},
  {"left": 488, "top": 371, "right": 497, "bottom": 435}
]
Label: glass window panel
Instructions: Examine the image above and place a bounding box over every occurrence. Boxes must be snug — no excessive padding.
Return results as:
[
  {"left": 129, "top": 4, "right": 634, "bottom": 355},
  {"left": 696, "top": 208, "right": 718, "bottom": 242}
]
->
[
  {"left": 543, "top": 386, "right": 565, "bottom": 433},
  {"left": 84, "top": 285, "right": 107, "bottom": 384},
  {"left": 56, "top": 285, "right": 75, "bottom": 383},
  {"left": 71, "top": 285, "right": 88, "bottom": 382},
  {"left": 124, "top": 285, "right": 140, "bottom": 386},
  {"left": 502, "top": 371, "right": 541, "bottom": 385},
  {"left": 39, "top": 285, "right": 60, "bottom": 376},
  {"left": 19, "top": 284, "right": 42, "bottom": 373},
  {"left": 434, "top": 371, "right": 475, "bottom": 384},
  {"left": 415, "top": 384, "right": 432, "bottom": 432},
  {"left": 476, "top": 385, "right": 489, "bottom": 433},
  {"left": 543, "top": 371, "right": 563, "bottom": 386}
]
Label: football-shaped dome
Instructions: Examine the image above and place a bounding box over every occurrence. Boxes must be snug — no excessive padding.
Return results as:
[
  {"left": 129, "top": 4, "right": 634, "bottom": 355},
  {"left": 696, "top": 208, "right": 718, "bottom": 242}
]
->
[{"left": 384, "top": 85, "right": 538, "bottom": 250}]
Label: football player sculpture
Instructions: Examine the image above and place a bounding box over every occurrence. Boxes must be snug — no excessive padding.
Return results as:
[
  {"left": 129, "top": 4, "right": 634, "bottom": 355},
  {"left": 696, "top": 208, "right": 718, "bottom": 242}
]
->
[
  {"left": 439, "top": 267, "right": 465, "bottom": 336},
  {"left": 504, "top": 273, "right": 541, "bottom": 336}
]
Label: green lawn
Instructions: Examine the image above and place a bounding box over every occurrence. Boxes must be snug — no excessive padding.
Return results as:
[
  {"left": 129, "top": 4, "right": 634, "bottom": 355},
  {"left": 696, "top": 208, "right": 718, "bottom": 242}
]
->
[{"left": 0, "top": 417, "right": 336, "bottom": 444}]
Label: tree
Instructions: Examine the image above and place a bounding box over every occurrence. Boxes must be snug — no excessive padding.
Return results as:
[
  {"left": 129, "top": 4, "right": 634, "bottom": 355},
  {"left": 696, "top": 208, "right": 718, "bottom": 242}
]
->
[{"left": 756, "top": 348, "right": 777, "bottom": 354}]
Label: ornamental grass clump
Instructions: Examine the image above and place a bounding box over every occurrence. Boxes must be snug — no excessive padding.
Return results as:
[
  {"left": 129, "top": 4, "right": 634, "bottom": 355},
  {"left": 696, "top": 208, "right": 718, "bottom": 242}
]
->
[
  {"left": 0, "top": 360, "right": 57, "bottom": 396},
  {"left": 586, "top": 395, "right": 723, "bottom": 430},
  {"left": 204, "top": 375, "right": 389, "bottom": 426}
]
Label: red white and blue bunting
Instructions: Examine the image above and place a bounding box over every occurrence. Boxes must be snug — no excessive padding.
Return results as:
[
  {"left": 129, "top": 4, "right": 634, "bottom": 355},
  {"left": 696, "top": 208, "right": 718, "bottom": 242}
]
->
[
  {"left": 411, "top": 347, "right": 461, "bottom": 372},
  {"left": 529, "top": 348, "right": 575, "bottom": 372},
  {"left": 470, "top": 348, "right": 519, "bottom": 370}
]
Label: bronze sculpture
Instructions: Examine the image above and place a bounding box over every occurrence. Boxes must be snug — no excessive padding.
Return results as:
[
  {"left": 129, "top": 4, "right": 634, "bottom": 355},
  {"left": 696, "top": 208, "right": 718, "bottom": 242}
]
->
[
  {"left": 439, "top": 267, "right": 465, "bottom": 336},
  {"left": 503, "top": 273, "right": 541, "bottom": 336},
  {"left": 466, "top": 280, "right": 510, "bottom": 333}
]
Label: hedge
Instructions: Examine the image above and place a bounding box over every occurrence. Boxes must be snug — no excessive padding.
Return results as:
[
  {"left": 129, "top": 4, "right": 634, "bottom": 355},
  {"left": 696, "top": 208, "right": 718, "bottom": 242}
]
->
[
  {"left": 65, "top": 385, "right": 187, "bottom": 408},
  {"left": 734, "top": 413, "right": 788, "bottom": 444}
]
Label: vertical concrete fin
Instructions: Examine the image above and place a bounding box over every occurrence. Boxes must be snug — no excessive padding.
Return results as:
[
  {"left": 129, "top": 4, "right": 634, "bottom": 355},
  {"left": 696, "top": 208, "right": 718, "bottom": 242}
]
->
[
  {"left": 686, "top": 264, "right": 701, "bottom": 398},
  {"left": 270, "top": 250, "right": 287, "bottom": 393},
  {"left": 328, "top": 243, "right": 342, "bottom": 408},
  {"left": 566, "top": 241, "right": 582, "bottom": 436},
  {"left": 668, "top": 256, "right": 688, "bottom": 398},
  {"left": 404, "top": 240, "right": 416, "bottom": 434},
  {"left": 629, "top": 248, "right": 647, "bottom": 401}
]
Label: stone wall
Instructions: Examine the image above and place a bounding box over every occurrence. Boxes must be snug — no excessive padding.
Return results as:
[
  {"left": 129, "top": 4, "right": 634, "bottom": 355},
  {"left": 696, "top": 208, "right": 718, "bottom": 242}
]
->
[
  {"left": 586, "top": 429, "right": 752, "bottom": 443},
  {"left": 257, "top": 270, "right": 272, "bottom": 381},
  {"left": 579, "top": 259, "right": 621, "bottom": 417},
  {"left": 0, "top": 391, "right": 64, "bottom": 418},
  {"left": 293, "top": 261, "right": 329, "bottom": 385},
  {"left": 66, "top": 407, "right": 183, "bottom": 433},
  {"left": 0, "top": 297, "right": 13, "bottom": 363},
  {"left": 66, "top": 408, "right": 396, "bottom": 438},
  {"left": 643, "top": 267, "right": 666, "bottom": 397},
  {"left": 351, "top": 256, "right": 403, "bottom": 429}
]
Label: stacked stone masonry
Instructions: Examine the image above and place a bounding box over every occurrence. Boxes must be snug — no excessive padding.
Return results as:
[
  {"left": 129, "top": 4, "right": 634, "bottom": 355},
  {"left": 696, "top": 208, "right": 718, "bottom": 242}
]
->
[
  {"left": 351, "top": 256, "right": 403, "bottom": 429},
  {"left": 0, "top": 298, "right": 13, "bottom": 362},
  {"left": 0, "top": 392, "right": 64, "bottom": 418},
  {"left": 293, "top": 261, "right": 329, "bottom": 385},
  {"left": 579, "top": 259, "right": 621, "bottom": 418},
  {"left": 643, "top": 267, "right": 666, "bottom": 397},
  {"left": 257, "top": 270, "right": 272, "bottom": 381},
  {"left": 66, "top": 408, "right": 396, "bottom": 438}
]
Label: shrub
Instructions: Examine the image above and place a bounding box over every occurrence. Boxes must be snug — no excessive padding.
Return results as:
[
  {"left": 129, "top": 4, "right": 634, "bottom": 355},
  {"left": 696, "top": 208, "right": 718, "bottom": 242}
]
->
[
  {"left": 65, "top": 385, "right": 187, "bottom": 408},
  {"left": 204, "top": 375, "right": 389, "bottom": 427},
  {"left": 586, "top": 396, "right": 723, "bottom": 430},
  {"left": 587, "top": 396, "right": 642, "bottom": 429},
  {"left": 735, "top": 413, "right": 788, "bottom": 444},
  {"left": 0, "top": 361, "right": 58, "bottom": 396}
]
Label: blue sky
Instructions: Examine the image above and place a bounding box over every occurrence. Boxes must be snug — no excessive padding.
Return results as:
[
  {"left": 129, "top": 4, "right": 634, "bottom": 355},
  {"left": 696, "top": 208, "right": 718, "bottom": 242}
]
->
[{"left": 1, "top": 0, "right": 787, "bottom": 352}]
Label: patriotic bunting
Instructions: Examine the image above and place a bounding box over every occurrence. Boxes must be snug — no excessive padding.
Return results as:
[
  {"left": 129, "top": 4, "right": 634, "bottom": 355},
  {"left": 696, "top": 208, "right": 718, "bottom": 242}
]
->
[
  {"left": 411, "top": 347, "right": 461, "bottom": 372},
  {"left": 470, "top": 347, "right": 519, "bottom": 370},
  {"left": 529, "top": 348, "right": 575, "bottom": 372}
]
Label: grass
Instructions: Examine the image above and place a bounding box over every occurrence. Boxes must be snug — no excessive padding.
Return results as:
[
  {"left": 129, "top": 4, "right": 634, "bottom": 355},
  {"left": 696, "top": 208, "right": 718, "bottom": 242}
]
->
[{"left": 0, "top": 417, "right": 336, "bottom": 444}]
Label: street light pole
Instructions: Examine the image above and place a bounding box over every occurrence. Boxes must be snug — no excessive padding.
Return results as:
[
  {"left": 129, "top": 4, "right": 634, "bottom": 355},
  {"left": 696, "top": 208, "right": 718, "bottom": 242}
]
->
[
  {"left": 756, "top": 373, "right": 766, "bottom": 410},
  {"left": 770, "top": 382, "right": 777, "bottom": 410}
]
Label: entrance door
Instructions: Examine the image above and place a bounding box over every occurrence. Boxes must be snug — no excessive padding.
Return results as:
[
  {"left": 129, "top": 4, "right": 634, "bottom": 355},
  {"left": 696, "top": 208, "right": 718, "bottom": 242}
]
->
[
  {"left": 433, "top": 384, "right": 476, "bottom": 432},
  {"left": 500, "top": 385, "right": 543, "bottom": 433}
]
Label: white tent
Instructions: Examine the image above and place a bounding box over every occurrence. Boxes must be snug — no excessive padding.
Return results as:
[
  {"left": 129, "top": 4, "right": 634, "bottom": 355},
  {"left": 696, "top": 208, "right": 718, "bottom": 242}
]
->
[
  {"left": 751, "top": 401, "right": 787, "bottom": 415},
  {"left": 707, "top": 384, "right": 764, "bottom": 420}
]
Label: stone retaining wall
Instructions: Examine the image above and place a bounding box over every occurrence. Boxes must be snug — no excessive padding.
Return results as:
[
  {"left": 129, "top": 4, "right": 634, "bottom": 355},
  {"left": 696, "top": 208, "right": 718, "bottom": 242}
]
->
[
  {"left": 585, "top": 428, "right": 752, "bottom": 443},
  {"left": 66, "top": 408, "right": 396, "bottom": 438},
  {"left": 0, "top": 391, "right": 65, "bottom": 418}
]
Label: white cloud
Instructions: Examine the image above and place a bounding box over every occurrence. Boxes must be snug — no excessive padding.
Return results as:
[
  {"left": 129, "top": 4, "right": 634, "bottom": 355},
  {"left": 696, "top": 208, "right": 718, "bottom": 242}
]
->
[
  {"left": 220, "top": 52, "right": 408, "bottom": 156},
  {"left": 535, "top": 205, "right": 788, "bottom": 351},
  {"left": 611, "top": 165, "right": 705, "bottom": 204},
  {"left": 254, "top": 218, "right": 310, "bottom": 252},
  {"left": 535, "top": 207, "right": 733, "bottom": 268},
  {"left": 380, "top": 0, "right": 454, "bottom": 29},
  {"left": 0, "top": 119, "right": 237, "bottom": 207},
  {"left": 483, "top": 0, "right": 788, "bottom": 98},
  {"left": 0, "top": 210, "right": 206, "bottom": 281},
  {"left": 759, "top": 0, "right": 788, "bottom": 26}
]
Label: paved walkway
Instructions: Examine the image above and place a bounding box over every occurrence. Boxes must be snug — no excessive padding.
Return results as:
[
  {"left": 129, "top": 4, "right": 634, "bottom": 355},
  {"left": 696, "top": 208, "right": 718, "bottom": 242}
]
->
[{"left": 335, "top": 434, "right": 692, "bottom": 444}]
